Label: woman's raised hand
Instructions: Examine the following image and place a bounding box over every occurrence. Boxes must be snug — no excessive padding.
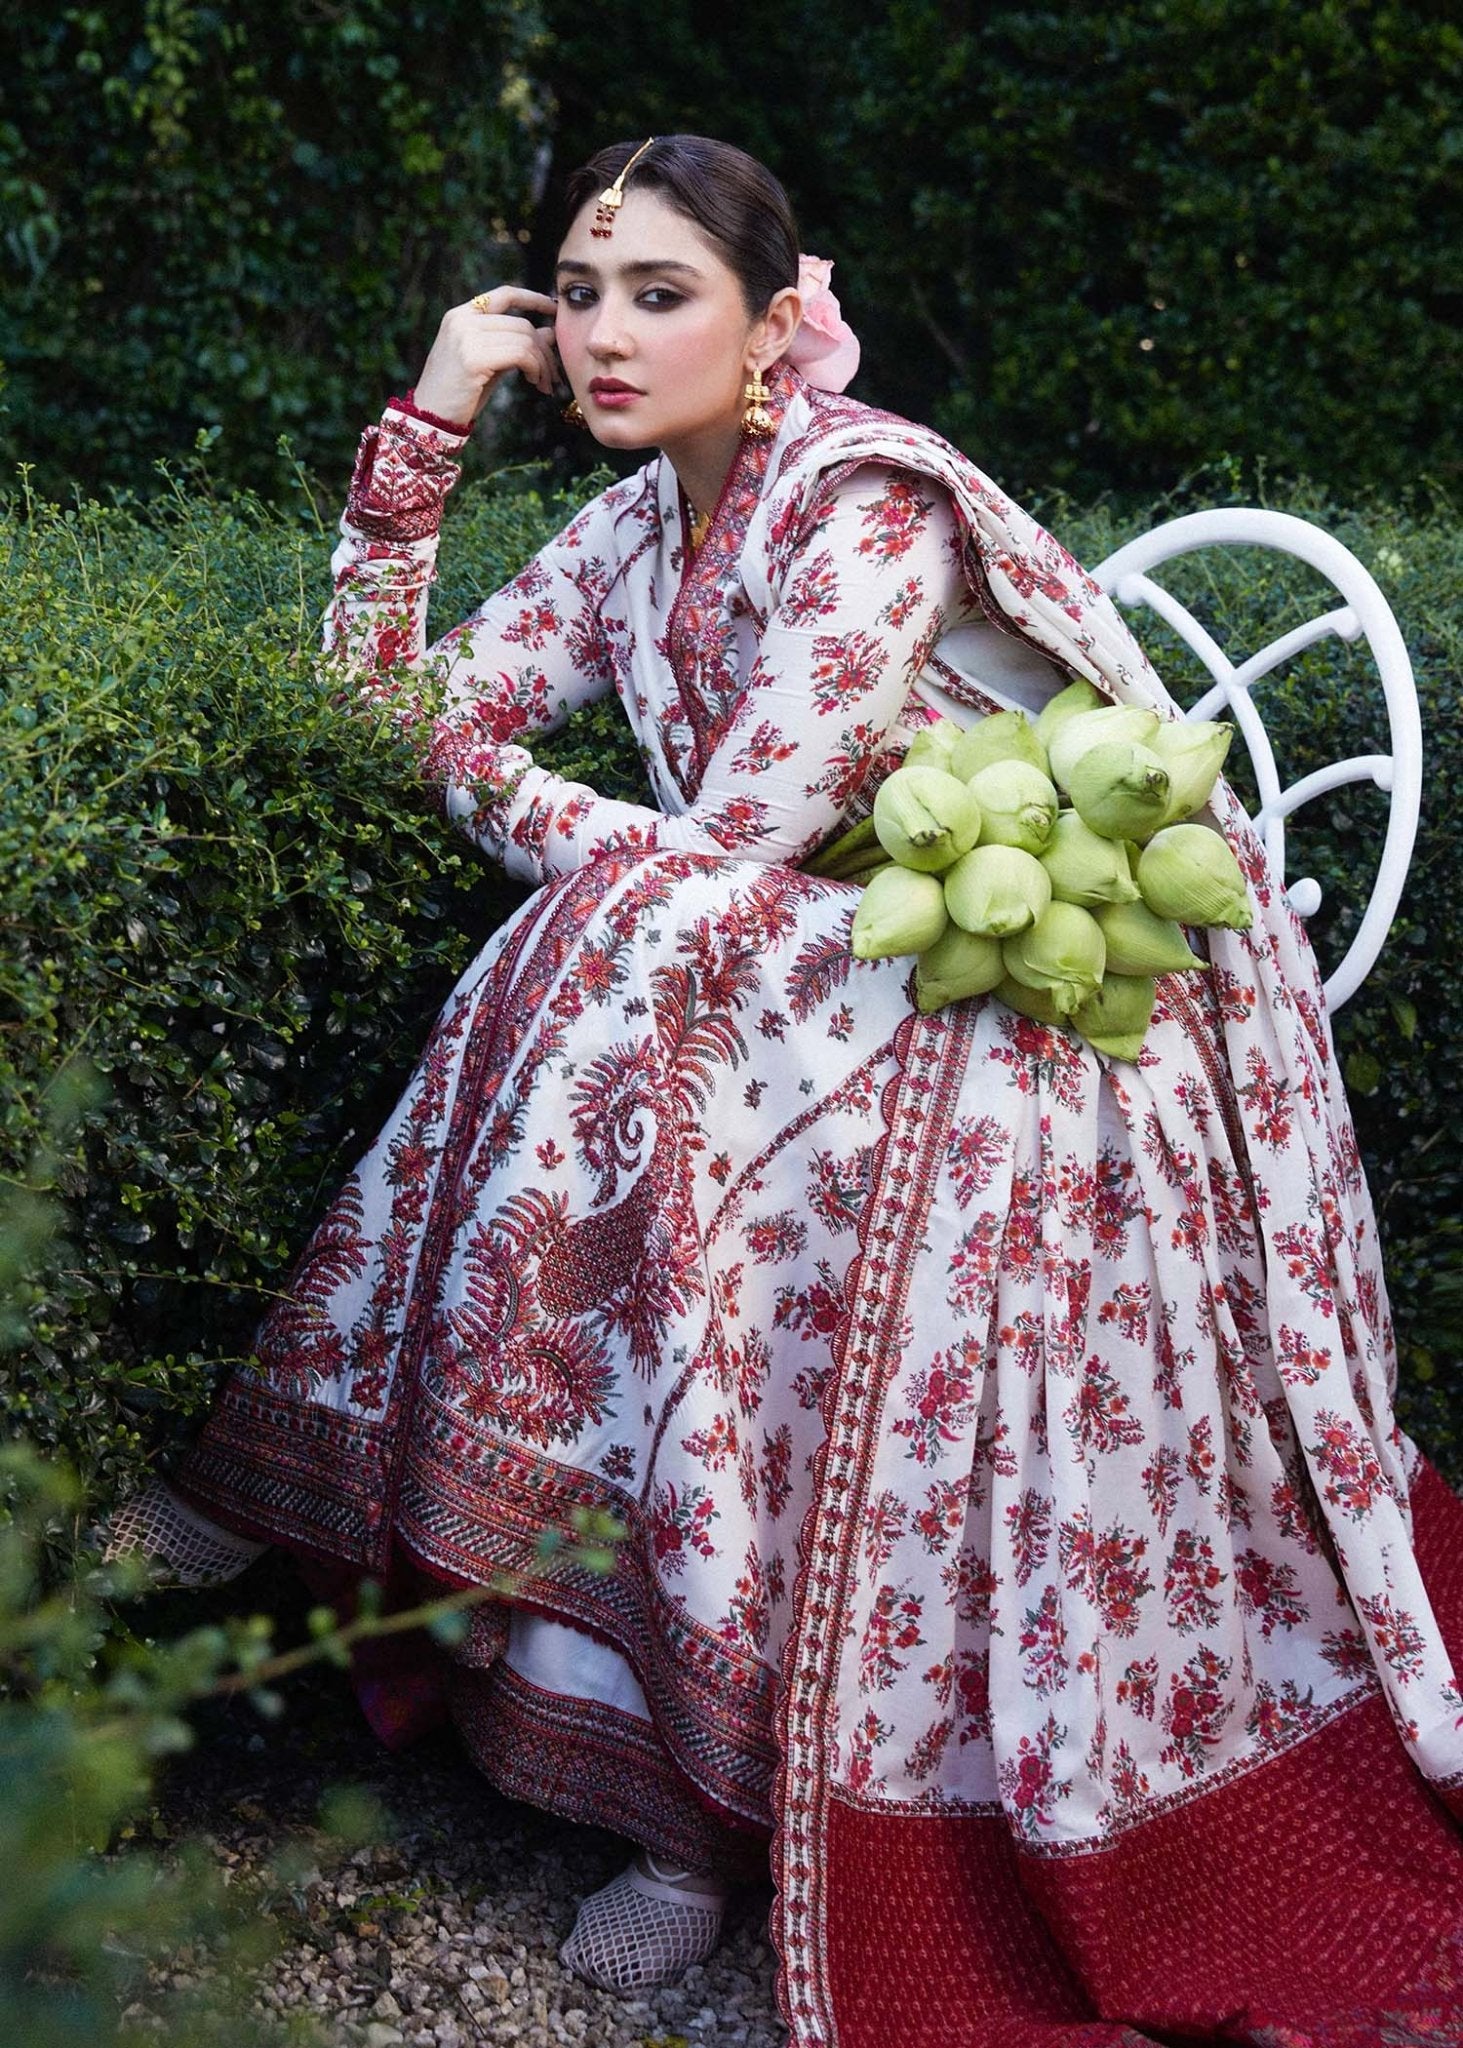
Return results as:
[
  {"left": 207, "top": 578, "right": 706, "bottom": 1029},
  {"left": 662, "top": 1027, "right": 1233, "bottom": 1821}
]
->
[{"left": 412, "top": 287, "right": 560, "bottom": 428}]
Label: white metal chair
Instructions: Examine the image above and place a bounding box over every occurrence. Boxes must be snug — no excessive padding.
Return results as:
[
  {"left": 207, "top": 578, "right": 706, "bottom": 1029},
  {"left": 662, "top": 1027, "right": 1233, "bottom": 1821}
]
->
[{"left": 1091, "top": 509, "right": 1423, "bottom": 1011}]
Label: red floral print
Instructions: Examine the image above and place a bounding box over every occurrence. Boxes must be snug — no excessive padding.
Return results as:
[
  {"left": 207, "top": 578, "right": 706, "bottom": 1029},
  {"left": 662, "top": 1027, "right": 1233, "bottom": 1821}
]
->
[
  {"left": 1164, "top": 1526, "right": 1227, "bottom": 1634},
  {"left": 1161, "top": 1644, "right": 1234, "bottom": 1778}
]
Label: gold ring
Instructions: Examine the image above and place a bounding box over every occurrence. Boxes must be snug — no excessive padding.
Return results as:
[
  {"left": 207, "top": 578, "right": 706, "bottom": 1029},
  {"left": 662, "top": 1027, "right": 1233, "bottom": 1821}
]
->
[{"left": 471, "top": 292, "right": 495, "bottom": 314}]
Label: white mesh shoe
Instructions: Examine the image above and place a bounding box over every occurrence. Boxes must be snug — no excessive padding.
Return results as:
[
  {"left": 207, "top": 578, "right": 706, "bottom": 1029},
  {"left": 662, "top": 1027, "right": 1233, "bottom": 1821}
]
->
[
  {"left": 559, "top": 1851, "right": 729, "bottom": 1991},
  {"left": 99, "top": 1479, "right": 267, "bottom": 1588}
]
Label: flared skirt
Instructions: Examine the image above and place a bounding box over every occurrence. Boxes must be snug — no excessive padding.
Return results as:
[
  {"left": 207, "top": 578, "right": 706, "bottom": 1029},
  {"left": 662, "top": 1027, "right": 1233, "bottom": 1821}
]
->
[{"left": 180, "top": 847, "right": 1463, "bottom": 2044}]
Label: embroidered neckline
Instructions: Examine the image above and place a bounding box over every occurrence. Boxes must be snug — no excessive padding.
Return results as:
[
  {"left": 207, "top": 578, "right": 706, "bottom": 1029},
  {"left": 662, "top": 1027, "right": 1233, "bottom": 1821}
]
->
[{"left": 665, "top": 362, "right": 801, "bottom": 782}]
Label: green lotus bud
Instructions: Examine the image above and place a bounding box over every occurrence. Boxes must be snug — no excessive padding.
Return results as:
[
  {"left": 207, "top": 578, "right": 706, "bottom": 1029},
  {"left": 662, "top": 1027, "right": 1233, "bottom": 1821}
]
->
[
  {"left": 1034, "top": 678, "right": 1107, "bottom": 754},
  {"left": 1039, "top": 811, "right": 1142, "bottom": 906},
  {"left": 851, "top": 864, "right": 949, "bottom": 959},
  {"left": 1065, "top": 741, "right": 1171, "bottom": 842},
  {"left": 873, "top": 765, "right": 982, "bottom": 873},
  {"left": 1137, "top": 823, "right": 1253, "bottom": 930},
  {"left": 1002, "top": 901, "right": 1106, "bottom": 1014},
  {"left": 1048, "top": 704, "right": 1162, "bottom": 792},
  {"left": 1095, "top": 898, "right": 1206, "bottom": 975},
  {"left": 1071, "top": 973, "right": 1157, "bottom": 1061},
  {"left": 903, "top": 717, "right": 965, "bottom": 773},
  {"left": 994, "top": 973, "right": 1068, "bottom": 1030},
  {"left": 944, "top": 844, "right": 1053, "bottom": 937},
  {"left": 1148, "top": 719, "right": 1234, "bottom": 824},
  {"left": 948, "top": 709, "right": 1051, "bottom": 782},
  {"left": 968, "top": 759, "right": 1059, "bottom": 853},
  {"left": 913, "top": 925, "right": 1005, "bottom": 1013}
]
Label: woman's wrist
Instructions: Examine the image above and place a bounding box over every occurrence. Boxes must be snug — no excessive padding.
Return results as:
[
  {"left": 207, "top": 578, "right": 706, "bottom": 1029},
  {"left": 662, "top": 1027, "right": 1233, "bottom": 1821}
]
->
[{"left": 412, "top": 364, "right": 489, "bottom": 432}]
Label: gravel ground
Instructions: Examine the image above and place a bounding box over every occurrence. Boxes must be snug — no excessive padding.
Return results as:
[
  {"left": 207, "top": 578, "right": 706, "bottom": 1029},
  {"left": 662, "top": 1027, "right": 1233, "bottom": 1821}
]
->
[{"left": 146, "top": 1667, "right": 787, "bottom": 2048}]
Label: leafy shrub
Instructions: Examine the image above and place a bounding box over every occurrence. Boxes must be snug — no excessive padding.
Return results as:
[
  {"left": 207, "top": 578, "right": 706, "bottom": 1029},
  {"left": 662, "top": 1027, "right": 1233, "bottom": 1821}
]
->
[
  {"left": 0, "top": 453, "right": 641, "bottom": 1504},
  {"left": 0, "top": 460, "right": 1456, "bottom": 1513},
  {"left": 0, "top": 1442, "right": 335, "bottom": 2047}
]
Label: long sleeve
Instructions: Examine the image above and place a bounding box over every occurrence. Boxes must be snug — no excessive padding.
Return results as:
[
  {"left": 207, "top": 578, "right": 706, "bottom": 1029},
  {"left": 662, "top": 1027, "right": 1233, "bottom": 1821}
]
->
[
  {"left": 456, "top": 467, "right": 968, "bottom": 885},
  {"left": 325, "top": 402, "right": 621, "bottom": 783}
]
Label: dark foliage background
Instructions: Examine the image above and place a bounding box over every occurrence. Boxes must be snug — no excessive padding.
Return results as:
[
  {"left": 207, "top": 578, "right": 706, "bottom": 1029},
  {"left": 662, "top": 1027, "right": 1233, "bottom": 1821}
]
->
[{"left": 2, "top": 1, "right": 1460, "bottom": 503}]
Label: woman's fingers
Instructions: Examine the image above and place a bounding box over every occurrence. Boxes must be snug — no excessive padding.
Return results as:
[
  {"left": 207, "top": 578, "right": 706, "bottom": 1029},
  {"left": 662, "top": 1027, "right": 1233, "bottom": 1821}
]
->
[
  {"left": 463, "top": 285, "right": 558, "bottom": 322},
  {"left": 531, "top": 326, "right": 562, "bottom": 394},
  {"left": 463, "top": 317, "right": 557, "bottom": 394},
  {"left": 414, "top": 289, "right": 562, "bottom": 419}
]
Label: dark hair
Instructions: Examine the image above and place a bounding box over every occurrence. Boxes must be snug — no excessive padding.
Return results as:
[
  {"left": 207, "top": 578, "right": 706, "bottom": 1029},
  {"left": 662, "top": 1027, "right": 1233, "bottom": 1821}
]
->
[{"left": 561, "top": 135, "right": 799, "bottom": 317}]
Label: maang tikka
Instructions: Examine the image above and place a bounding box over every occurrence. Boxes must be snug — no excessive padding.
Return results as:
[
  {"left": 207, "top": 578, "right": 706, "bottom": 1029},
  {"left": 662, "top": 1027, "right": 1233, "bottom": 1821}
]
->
[{"left": 592, "top": 137, "right": 656, "bottom": 239}]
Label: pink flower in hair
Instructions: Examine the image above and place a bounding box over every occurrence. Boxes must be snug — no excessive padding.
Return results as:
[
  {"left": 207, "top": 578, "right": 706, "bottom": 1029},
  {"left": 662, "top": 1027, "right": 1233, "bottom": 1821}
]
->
[{"left": 786, "top": 254, "right": 861, "bottom": 393}]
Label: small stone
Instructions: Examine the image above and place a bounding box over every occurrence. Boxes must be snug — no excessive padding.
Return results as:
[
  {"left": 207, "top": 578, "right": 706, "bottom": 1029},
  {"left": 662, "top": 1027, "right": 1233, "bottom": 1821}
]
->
[
  {"left": 363, "top": 2028, "right": 405, "bottom": 2048},
  {"left": 371, "top": 1991, "right": 404, "bottom": 2020}
]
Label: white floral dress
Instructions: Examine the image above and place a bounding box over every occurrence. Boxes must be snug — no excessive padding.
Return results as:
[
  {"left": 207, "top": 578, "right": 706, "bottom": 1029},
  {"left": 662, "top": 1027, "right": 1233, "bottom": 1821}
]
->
[{"left": 181, "top": 364, "right": 1463, "bottom": 2047}]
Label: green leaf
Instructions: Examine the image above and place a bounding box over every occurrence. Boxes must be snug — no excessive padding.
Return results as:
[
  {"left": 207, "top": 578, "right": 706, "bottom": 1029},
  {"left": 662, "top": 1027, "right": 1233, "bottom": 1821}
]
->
[{"left": 1345, "top": 1051, "right": 1383, "bottom": 1095}]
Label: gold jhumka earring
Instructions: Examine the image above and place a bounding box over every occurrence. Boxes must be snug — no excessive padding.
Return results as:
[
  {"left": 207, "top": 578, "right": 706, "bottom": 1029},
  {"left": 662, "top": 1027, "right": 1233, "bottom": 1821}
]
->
[
  {"left": 742, "top": 368, "right": 775, "bottom": 438},
  {"left": 562, "top": 398, "right": 588, "bottom": 428},
  {"left": 591, "top": 137, "right": 657, "bottom": 239}
]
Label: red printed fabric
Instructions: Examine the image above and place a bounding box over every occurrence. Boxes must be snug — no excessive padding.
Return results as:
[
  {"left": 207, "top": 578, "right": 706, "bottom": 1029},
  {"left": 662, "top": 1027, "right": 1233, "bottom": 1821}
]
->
[
  {"left": 181, "top": 363, "right": 1463, "bottom": 2044},
  {"left": 329, "top": 399, "right": 975, "bottom": 880}
]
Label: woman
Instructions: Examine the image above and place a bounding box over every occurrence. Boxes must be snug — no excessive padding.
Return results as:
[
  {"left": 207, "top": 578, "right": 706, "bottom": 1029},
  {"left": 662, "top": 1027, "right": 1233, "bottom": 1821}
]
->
[{"left": 113, "top": 137, "right": 1463, "bottom": 2043}]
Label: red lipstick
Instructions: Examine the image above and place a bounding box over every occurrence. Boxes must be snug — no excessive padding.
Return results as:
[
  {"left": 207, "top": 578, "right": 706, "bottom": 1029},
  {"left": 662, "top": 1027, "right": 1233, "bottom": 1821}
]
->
[{"left": 588, "top": 377, "right": 643, "bottom": 409}]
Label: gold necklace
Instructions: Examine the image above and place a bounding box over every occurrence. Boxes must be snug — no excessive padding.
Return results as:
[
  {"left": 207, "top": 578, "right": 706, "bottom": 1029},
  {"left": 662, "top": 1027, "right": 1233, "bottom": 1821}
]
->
[{"left": 687, "top": 503, "right": 712, "bottom": 552}]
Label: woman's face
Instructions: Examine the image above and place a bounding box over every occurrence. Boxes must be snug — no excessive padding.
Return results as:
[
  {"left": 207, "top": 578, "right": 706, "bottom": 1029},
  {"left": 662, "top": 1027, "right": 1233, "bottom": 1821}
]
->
[{"left": 554, "top": 189, "right": 766, "bottom": 457}]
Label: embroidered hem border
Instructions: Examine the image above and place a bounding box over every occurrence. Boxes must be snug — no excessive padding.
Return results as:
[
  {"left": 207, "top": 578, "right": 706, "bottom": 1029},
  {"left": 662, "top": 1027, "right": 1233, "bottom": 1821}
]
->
[{"left": 449, "top": 1658, "right": 771, "bottom": 1878}]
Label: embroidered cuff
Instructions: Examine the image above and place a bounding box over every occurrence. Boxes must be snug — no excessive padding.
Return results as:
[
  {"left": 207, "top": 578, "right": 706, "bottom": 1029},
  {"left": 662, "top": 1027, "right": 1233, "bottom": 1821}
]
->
[
  {"left": 346, "top": 409, "right": 467, "bottom": 544},
  {"left": 390, "top": 388, "right": 476, "bottom": 437}
]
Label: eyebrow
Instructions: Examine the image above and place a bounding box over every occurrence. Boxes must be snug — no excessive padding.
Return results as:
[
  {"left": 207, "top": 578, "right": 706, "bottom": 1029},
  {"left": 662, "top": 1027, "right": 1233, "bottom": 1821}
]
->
[{"left": 555, "top": 258, "right": 706, "bottom": 280}]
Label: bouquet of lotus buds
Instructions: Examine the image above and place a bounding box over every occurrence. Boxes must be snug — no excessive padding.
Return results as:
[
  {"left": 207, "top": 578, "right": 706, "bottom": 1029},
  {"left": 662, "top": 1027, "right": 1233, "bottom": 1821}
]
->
[{"left": 805, "top": 681, "right": 1252, "bottom": 1061}]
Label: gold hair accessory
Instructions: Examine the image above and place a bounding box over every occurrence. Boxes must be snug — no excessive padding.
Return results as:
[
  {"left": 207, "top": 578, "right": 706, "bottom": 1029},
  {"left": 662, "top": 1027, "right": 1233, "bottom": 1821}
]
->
[
  {"left": 742, "top": 368, "right": 775, "bottom": 438},
  {"left": 592, "top": 137, "right": 656, "bottom": 239},
  {"left": 563, "top": 397, "right": 588, "bottom": 429}
]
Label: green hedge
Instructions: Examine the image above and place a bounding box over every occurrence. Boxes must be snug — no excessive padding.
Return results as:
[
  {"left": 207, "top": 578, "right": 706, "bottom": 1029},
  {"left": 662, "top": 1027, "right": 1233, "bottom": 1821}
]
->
[
  {"left": 1, "top": 462, "right": 1457, "bottom": 1506},
  {"left": 0, "top": 456, "right": 640, "bottom": 1500}
]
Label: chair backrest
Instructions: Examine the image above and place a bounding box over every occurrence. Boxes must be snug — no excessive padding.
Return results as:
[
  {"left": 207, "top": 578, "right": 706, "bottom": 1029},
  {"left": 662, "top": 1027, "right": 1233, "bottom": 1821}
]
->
[{"left": 1091, "top": 508, "right": 1422, "bottom": 1011}]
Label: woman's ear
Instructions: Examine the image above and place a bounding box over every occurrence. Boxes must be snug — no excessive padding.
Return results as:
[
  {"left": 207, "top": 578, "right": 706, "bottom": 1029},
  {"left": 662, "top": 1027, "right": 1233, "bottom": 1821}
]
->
[{"left": 751, "top": 284, "right": 803, "bottom": 371}]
